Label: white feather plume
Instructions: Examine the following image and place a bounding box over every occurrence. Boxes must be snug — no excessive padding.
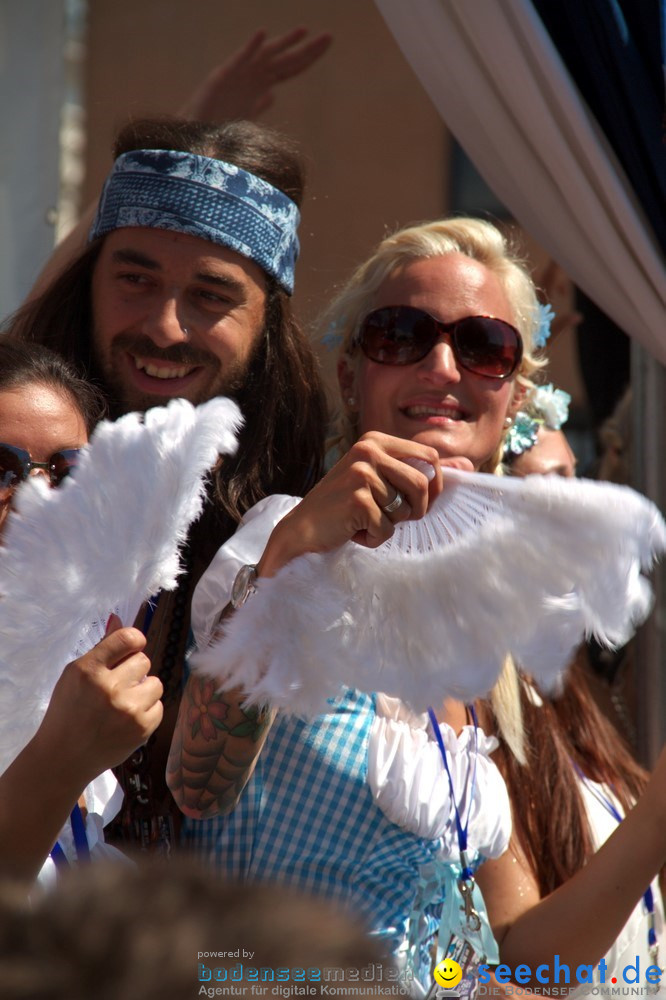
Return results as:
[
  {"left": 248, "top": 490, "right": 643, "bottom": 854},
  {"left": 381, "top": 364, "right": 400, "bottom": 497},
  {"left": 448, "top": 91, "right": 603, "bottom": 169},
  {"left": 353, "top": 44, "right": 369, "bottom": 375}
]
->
[
  {"left": 0, "top": 397, "right": 242, "bottom": 775},
  {"left": 192, "top": 470, "right": 666, "bottom": 715}
]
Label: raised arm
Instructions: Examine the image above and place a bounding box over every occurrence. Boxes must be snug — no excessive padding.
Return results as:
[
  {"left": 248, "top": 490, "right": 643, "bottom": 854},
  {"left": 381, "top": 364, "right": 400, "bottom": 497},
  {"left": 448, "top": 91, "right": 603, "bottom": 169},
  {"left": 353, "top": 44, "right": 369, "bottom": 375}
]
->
[
  {"left": 166, "top": 673, "right": 274, "bottom": 819},
  {"left": 166, "top": 435, "right": 470, "bottom": 820},
  {"left": 476, "top": 744, "right": 666, "bottom": 983},
  {"left": 166, "top": 593, "right": 274, "bottom": 820},
  {"left": 0, "top": 618, "right": 163, "bottom": 882}
]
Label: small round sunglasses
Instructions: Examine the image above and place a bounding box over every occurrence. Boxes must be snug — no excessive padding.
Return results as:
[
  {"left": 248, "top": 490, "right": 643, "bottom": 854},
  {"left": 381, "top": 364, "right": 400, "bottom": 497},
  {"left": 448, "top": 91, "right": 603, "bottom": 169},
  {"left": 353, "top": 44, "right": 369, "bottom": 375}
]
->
[
  {"left": 0, "top": 443, "right": 81, "bottom": 496},
  {"left": 355, "top": 305, "right": 523, "bottom": 379}
]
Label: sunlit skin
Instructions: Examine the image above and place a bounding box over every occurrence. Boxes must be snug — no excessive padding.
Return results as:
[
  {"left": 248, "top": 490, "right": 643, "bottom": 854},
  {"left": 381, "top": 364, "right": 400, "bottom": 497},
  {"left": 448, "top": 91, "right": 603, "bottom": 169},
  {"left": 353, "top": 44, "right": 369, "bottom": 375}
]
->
[
  {"left": 342, "top": 254, "right": 522, "bottom": 470},
  {"left": 510, "top": 427, "right": 577, "bottom": 478},
  {"left": 90, "top": 228, "right": 268, "bottom": 415},
  {"left": 0, "top": 383, "right": 88, "bottom": 535}
]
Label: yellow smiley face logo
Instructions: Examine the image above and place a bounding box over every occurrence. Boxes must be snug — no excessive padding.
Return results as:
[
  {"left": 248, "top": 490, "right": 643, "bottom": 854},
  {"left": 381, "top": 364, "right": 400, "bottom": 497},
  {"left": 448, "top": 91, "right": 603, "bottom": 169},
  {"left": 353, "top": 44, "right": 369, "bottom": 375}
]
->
[{"left": 433, "top": 958, "right": 463, "bottom": 989}]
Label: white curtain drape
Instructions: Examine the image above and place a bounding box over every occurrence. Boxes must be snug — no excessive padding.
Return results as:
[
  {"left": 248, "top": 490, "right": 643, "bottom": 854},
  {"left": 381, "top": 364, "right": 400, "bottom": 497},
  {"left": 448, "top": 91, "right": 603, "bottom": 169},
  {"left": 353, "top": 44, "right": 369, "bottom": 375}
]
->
[{"left": 374, "top": 0, "right": 665, "bottom": 364}]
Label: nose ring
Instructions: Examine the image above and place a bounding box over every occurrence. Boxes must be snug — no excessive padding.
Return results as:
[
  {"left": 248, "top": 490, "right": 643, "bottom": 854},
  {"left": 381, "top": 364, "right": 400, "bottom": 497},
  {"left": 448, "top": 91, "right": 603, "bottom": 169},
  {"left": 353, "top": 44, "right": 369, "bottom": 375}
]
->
[{"left": 181, "top": 325, "right": 190, "bottom": 340}]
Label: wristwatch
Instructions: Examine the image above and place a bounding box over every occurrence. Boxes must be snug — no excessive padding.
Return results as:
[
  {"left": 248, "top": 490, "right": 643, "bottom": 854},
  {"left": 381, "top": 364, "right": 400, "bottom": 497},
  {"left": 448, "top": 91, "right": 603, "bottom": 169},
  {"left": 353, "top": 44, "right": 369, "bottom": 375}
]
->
[{"left": 231, "top": 564, "right": 258, "bottom": 609}]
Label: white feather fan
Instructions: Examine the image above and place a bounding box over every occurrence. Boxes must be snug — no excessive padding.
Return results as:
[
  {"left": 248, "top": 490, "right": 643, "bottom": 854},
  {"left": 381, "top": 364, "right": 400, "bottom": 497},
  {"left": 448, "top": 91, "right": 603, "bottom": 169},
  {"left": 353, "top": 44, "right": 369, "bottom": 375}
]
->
[
  {"left": 0, "top": 397, "right": 242, "bottom": 775},
  {"left": 192, "top": 469, "right": 666, "bottom": 716}
]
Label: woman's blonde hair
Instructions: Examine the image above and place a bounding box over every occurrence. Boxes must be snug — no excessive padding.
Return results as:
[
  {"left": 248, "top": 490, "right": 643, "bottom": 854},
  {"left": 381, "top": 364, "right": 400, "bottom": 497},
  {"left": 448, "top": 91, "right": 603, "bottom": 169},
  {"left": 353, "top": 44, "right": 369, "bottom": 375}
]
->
[
  {"left": 320, "top": 217, "right": 549, "bottom": 757},
  {"left": 321, "top": 216, "right": 546, "bottom": 471}
]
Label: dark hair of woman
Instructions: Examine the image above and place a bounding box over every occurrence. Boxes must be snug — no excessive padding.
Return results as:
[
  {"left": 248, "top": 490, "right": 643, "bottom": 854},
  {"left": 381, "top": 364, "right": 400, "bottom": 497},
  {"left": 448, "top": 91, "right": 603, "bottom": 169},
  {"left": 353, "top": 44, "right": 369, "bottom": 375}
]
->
[
  {"left": 485, "top": 654, "right": 648, "bottom": 897},
  {"left": 0, "top": 336, "right": 106, "bottom": 435}
]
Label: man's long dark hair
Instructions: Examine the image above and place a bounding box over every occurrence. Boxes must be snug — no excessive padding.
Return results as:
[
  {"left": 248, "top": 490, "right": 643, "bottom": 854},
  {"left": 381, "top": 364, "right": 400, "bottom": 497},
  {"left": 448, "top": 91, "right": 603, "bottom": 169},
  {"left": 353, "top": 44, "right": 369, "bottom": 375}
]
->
[{"left": 8, "top": 118, "right": 327, "bottom": 564}]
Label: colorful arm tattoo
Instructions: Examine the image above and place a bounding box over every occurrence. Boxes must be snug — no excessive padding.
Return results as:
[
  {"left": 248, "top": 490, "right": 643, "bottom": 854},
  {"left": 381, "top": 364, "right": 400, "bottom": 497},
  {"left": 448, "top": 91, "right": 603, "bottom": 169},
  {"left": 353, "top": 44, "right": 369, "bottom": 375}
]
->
[{"left": 167, "top": 673, "right": 274, "bottom": 819}]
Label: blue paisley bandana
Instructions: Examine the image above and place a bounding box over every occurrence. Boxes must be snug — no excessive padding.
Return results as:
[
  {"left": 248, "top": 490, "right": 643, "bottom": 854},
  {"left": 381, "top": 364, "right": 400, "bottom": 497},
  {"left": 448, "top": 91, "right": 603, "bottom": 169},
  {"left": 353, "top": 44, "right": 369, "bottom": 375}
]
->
[{"left": 89, "top": 149, "right": 301, "bottom": 294}]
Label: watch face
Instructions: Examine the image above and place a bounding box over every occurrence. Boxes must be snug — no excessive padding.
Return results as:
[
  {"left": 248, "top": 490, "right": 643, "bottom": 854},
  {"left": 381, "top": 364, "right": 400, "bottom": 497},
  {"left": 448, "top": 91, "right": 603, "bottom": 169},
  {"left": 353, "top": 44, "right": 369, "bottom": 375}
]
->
[{"left": 231, "top": 564, "right": 258, "bottom": 608}]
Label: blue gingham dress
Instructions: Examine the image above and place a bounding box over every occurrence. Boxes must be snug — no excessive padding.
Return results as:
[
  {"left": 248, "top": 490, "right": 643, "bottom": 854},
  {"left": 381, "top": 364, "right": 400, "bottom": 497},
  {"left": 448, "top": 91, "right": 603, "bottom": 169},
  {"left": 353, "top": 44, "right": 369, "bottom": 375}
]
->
[{"left": 182, "top": 687, "right": 450, "bottom": 984}]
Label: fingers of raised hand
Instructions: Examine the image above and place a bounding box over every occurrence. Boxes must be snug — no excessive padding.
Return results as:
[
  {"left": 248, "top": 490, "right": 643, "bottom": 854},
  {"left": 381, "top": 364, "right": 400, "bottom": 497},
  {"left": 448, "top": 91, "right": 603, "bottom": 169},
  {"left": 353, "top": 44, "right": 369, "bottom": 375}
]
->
[
  {"left": 380, "top": 487, "right": 409, "bottom": 520},
  {"left": 83, "top": 626, "right": 147, "bottom": 672},
  {"left": 260, "top": 26, "right": 309, "bottom": 59},
  {"left": 233, "top": 28, "right": 269, "bottom": 63},
  {"left": 265, "top": 30, "right": 332, "bottom": 80},
  {"left": 113, "top": 677, "right": 164, "bottom": 747},
  {"left": 142, "top": 699, "right": 165, "bottom": 742},
  {"left": 94, "top": 668, "right": 164, "bottom": 753},
  {"left": 120, "top": 670, "right": 163, "bottom": 708},
  {"left": 336, "top": 473, "right": 409, "bottom": 548},
  {"left": 347, "top": 436, "right": 435, "bottom": 521},
  {"left": 181, "top": 28, "right": 331, "bottom": 124},
  {"left": 73, "top": 648, "right": 161, "bottom": 707},
  {"left": 266, "top": 434, "right": 440, "bottom": 558},
  {"left": 47, "top": 656, "right": 163, "bottom": 774},
  {"left": 232, "top": 27, "right": 330, "bottom": 82}
]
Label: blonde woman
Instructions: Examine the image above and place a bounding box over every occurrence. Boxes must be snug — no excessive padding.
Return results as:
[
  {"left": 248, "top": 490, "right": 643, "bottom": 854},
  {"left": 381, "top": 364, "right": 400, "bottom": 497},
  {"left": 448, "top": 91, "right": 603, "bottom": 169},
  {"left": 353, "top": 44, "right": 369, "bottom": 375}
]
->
[{"left": 169, "top": 218, "right": 664, "bottom": 994}]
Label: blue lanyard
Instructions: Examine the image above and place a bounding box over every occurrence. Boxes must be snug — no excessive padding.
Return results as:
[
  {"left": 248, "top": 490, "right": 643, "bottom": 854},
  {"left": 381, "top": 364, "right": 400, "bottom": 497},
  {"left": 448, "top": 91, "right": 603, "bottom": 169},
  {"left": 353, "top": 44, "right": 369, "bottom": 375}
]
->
[
  {"left": 428, "top": 704, "right": 481, "bottom": 932},
  {"left": 574, "top": 763, "right": 658, "bottom": 960},
  {"left": 49, "top": 841, "right": 69, "bottom": 871},
  {"left": 428, "top": 705, "right": 479, "bottom": 871},
  {"left": 49, "top": 803, "right": 90, "bottom": 868}
]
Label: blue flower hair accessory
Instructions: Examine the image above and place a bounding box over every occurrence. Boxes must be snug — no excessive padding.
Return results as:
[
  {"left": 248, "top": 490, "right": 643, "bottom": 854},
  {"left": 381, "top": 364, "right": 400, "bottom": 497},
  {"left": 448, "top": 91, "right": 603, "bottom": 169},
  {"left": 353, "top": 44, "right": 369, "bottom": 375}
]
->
[
  {"left": 89, "top": 149, "right": 301, "bottom": 294},
  {"left": 533, "top": 302, "right": 556, "bottom": 349},
  {"left": 504, "top": 412, "right": 540, "bottom": 456},
  {"left": 503, "top": 383, "right": 572, "bottom": 459}
]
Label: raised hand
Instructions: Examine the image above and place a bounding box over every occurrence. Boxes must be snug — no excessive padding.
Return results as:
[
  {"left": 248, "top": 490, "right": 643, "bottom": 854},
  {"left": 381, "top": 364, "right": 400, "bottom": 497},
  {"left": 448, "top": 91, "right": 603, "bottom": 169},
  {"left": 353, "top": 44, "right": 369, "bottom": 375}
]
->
[
  {"left": 36, "top": 615, "right": 163, "bottom": 786},
  {"left": 179, "top": 27, "right": 333, "bottom": 123},
  {"left": 0, "top": 617, "right": 163, "bottom": 879},
  {"left": 257, "top": 432, "right": 473, "bottom": 577}
]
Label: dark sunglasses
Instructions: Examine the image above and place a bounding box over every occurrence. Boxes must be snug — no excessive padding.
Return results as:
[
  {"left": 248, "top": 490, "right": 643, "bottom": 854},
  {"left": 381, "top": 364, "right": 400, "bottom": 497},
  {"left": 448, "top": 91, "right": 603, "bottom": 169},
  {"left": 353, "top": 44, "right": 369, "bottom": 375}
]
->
[
  {"left": 355, "top": 305, "right": 523, "bottom": 379},
  {"left": 0, "top": 443, "right": 81, "bottom": 495}
]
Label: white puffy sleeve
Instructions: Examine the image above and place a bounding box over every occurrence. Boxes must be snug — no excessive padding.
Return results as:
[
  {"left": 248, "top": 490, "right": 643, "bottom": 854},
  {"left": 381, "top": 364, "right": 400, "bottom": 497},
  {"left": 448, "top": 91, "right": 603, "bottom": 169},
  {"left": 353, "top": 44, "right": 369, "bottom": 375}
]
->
[
  {"left": 191, "top": 494, "right": 301, "bottom": 647},
  {"left": 367, "top": 694, "right": 511, "bottom": 859}
]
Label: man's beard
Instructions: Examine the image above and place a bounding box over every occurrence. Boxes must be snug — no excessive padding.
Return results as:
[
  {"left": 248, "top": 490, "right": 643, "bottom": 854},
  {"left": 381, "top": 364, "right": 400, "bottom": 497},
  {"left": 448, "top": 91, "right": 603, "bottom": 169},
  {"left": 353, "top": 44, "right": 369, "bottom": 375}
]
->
[{"left": 90, "top": 332, "right": 260, "bottom": 419}]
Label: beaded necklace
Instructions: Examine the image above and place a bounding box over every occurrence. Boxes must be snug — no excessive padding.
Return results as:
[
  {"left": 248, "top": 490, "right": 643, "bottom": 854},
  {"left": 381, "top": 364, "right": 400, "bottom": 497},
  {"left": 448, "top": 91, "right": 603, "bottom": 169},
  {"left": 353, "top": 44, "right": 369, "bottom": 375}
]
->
[{"left": 143, "top": 547, "right": 194, "bottom": 703}]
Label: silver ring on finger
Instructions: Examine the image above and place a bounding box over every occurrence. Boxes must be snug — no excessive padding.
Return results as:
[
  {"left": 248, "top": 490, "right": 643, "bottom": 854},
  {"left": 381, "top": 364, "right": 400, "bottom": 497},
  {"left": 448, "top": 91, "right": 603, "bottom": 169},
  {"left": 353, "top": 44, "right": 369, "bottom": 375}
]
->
[{"left": 382, "top": 490, "right": 405, "bottom": 515}]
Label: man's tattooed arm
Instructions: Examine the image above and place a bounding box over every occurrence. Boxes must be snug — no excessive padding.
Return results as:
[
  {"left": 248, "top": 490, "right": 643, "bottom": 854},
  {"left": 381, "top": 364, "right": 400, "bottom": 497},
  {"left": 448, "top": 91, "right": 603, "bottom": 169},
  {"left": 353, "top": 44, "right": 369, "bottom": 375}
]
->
[{"left": 167, "top": 673, "right": 275, "bottom": 819}]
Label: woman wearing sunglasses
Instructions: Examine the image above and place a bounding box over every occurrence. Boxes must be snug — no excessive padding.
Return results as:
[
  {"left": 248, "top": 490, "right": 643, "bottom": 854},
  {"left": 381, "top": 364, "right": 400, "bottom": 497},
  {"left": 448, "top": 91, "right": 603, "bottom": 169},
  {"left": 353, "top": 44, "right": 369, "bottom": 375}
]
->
[
  {"left": 0, "top": 338, "right": 164, "bottom": 884},
  {"left": 170, "top": 218, "right": 664, "bottom": 992}
]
